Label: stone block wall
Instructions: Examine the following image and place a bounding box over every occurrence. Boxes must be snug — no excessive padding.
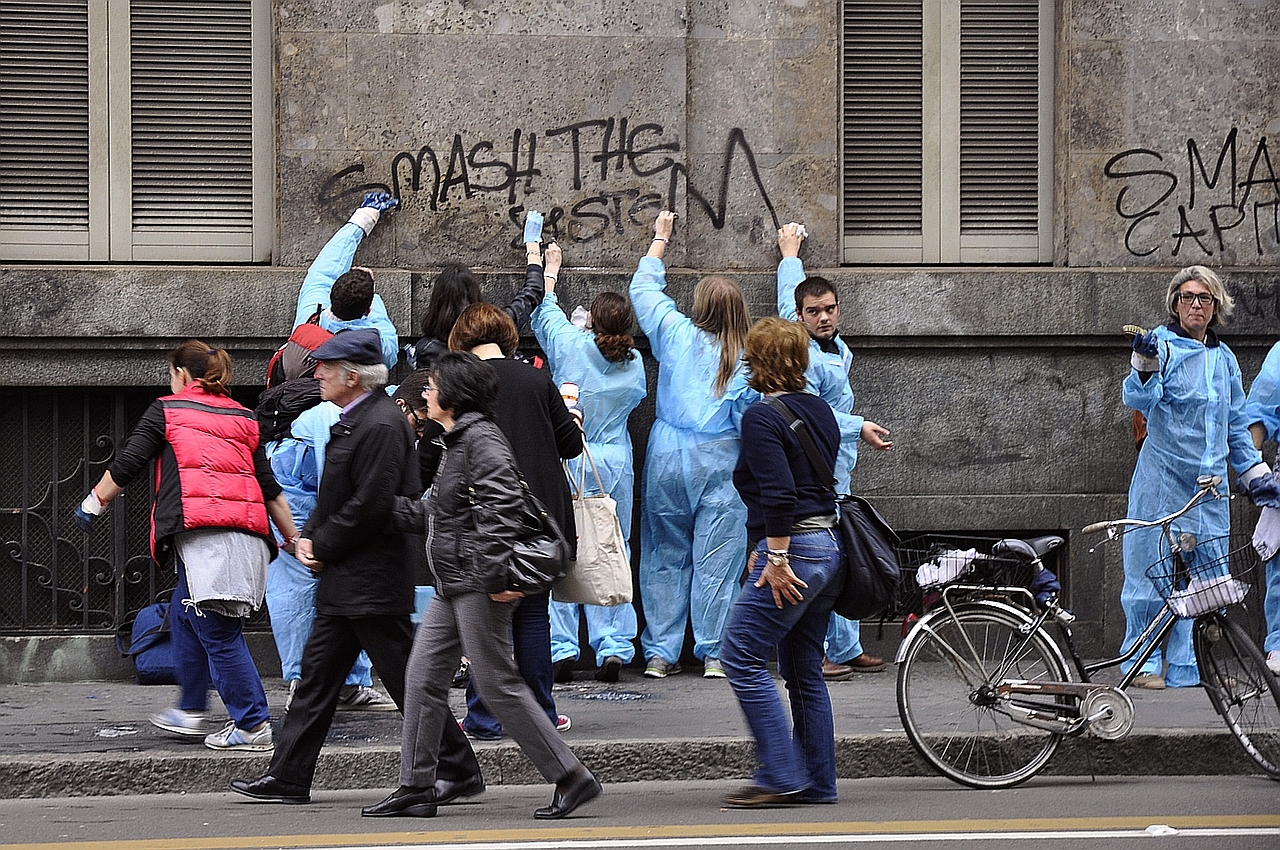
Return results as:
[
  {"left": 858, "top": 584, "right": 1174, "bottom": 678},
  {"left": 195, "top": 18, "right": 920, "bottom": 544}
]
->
[{"left": 2, "top": 1, "right": 1279, "bottom": 658}]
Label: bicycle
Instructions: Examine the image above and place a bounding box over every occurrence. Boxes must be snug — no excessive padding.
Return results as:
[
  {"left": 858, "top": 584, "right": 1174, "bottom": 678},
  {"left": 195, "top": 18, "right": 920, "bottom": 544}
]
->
[{"left": 893, "top": 474, "right": 1280, "bottom": 788}]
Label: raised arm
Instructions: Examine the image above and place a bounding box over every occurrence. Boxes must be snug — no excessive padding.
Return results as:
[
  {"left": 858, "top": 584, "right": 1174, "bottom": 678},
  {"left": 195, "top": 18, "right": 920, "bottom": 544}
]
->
[{"left": 294, "top": 191, "right": 398, "bottom": 328}]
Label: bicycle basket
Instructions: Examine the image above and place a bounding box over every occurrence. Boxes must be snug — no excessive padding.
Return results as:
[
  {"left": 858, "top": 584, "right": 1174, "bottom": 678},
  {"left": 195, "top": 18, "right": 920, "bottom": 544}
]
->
[
  {"left": 895, "top": 534, "right": 1041, "bottom": 600},
  {"left": 1144, "top": 534, "right": 1258, "bottom": 619}
]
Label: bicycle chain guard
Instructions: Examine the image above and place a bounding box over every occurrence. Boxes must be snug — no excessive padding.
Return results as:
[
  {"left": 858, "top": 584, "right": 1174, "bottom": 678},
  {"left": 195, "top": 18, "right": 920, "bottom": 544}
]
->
[{"left": 994, "top": 680, "right": 1134, "bottom": 739}]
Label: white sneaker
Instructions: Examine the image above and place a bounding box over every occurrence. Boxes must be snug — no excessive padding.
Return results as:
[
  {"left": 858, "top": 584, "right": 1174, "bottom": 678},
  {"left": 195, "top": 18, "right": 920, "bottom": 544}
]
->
[
  {"left": 555, "top": 713, "right": 572, "bottom": 733},
  {"left": 703, "top": 657, "right": 727, "bottom": 679},
  {"left": 149, "top": 707, "right": 210, "bottom": 737},
  {"left": 1267, "top": 650, "right": 1280, "bottom": 676},
  {"left": 336, "top": 684, "right": 398, "bottom": 711},
  {"left": 204, "top": 720, "right": 273, "bottom": 752}
]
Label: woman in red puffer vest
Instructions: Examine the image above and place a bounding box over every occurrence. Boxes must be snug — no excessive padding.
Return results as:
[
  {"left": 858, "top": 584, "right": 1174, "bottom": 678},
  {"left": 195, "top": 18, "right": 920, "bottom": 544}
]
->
[{"left": 76, "top": 340, "right": 300, "bottom": 753}]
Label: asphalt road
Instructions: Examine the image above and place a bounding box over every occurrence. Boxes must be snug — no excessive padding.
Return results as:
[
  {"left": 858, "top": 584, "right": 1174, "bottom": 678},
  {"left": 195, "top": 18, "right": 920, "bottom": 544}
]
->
[{"left": 0, "top": 776, "right": 1277, "bottom": 850}]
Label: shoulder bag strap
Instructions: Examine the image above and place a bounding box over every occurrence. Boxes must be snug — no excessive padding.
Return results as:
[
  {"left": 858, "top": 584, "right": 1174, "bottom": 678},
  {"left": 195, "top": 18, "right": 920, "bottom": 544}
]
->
[{"left": 761, "top": 396, "right": 837, "bottom": 491}]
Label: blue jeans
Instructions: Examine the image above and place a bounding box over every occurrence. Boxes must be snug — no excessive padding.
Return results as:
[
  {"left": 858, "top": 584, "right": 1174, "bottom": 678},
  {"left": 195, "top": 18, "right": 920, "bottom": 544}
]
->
[
  {"left": 172, "top": 557, "right": 270, "bottom": 730},
  {"left": 463, "top": 590, "right": 557, "bottom": 738},
  {"left": 721, "top": 529, "right": 841, "bottom": 800}
]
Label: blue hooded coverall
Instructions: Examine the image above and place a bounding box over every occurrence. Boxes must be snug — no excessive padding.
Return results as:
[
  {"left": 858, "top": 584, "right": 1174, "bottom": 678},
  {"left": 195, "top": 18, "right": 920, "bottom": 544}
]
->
[
  {"left": 630, "top": 255, "right": 753, "bottom": 665},
  {"left": 1242, "top": 340, "right": 1280, "bottom": 657},
  {"left": 532, "top": 292, "right": 648, "bottom": 667},
  {"left": 293, "top": 222, "right": 400, "bottom": 370},
  {"left": 1122, "top": 323, "right": 1262, "bottom": 687},
  {"left": 777, "top": 256, "right": 868, "bottom": 664},
  {"left": 266, "top": 219, "right": 399, "bottom": 688}
]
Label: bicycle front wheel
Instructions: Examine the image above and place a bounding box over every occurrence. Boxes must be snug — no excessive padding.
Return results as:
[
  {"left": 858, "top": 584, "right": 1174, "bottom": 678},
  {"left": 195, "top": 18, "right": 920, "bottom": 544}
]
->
[
  {"left": 897, "top": 602, "right": 1069, "bottom": 788},
  {"left": 1193, "top": 613, "right": 1280, "bottom": 779}
]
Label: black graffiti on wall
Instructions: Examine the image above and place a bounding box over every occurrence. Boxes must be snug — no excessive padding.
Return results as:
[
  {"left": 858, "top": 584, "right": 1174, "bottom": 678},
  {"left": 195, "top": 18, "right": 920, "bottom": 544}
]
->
[
  {"left": 1103, "top": 128, "right": 1280, "bottom": 258},
  {"left": 318, "top": 118, "right": 780, "bottom": 245}
]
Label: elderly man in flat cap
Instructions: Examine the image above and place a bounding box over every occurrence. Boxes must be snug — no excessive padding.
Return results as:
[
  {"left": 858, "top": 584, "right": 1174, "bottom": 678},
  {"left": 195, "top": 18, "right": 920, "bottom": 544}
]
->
[{"left": 233, "top": 328, "right": 482, "bottom": 807}]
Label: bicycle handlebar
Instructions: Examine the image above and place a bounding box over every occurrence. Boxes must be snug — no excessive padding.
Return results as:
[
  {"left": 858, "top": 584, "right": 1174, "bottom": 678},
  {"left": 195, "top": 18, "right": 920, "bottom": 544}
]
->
[{"left": 1082, "top": 474, "right": 1224, "bottom": 536}]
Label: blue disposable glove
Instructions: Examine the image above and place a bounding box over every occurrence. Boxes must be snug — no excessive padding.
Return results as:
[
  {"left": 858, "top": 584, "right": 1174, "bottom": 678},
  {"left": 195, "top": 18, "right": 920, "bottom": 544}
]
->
[
  {"left": 1131, "top": 330, "right": 1158, "bottom": 359},
  {"left": 1247, "top": 471, "right": 1280, "bottom": 509},
  {"left": 523, "top": 210, "right": 544, "bottom": 244},
  {"left": 74, "top": 490, "right": 106, "bottom": 532},
  {"left": 1130, "top": 330, "right": 1159, "bottom": 372},
  {"left": 73, "top": 504, "right": 96, "bottom": 532},
  {"left": 360, "top": 191, "right": 399, "bottom": 213}
]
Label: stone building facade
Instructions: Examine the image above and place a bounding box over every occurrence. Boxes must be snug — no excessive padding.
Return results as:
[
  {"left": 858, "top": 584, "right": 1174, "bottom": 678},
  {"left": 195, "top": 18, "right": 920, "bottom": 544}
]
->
[{"left": 2, "top": 1, "right": 1278, "bottom": 671}]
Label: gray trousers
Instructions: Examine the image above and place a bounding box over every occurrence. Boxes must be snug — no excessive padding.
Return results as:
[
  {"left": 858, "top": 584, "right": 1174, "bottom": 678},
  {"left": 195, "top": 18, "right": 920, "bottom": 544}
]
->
[{"left": 400, "top": 589, "right": 582, "bottom": 788}]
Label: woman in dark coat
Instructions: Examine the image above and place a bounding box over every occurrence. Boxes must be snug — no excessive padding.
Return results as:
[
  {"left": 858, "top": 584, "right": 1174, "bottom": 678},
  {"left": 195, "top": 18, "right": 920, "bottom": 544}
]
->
[
  {"left": 364, "top": 351, "right": 599, "bottom": 820},
  {"left": 447, "top": 302, "right": 583, "bottom": 739}
]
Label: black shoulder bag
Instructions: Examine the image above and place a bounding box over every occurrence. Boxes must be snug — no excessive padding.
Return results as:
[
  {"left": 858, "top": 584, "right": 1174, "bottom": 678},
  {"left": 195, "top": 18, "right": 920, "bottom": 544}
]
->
[{"left": 761, "top": 397, "right": 901, "bottom": 621}]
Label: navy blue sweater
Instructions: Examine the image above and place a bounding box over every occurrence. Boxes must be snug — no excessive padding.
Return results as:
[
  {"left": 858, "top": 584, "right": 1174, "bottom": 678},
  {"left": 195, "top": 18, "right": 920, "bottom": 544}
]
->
[{"left": 733, "top": 392, "right": 840, "bottom": 547}]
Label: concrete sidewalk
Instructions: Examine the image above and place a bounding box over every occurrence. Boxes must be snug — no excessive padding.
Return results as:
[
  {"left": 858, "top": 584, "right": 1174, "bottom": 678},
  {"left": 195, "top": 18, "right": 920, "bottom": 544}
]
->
[{"left": 0, "top": 653, "right": 1263, "bottom": 799}]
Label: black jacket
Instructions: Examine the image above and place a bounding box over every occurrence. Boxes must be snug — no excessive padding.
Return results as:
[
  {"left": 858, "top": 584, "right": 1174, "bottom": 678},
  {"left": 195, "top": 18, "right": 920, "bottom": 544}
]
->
[
  {"left": 393, "top": 411, "right": 526, "bottom": 597},
  {"left": 304, "top": 391, "right": 421, "bottom": 616},
  {"left": 488, "top": 357, "right": 582, "bottom": 556}
]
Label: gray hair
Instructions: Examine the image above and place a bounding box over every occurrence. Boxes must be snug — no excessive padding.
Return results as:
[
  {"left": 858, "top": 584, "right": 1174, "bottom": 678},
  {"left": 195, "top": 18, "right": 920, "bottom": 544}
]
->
[
  {"left": 334, "top": 359, "right": 389, "bottom": 392},
  {"left": 1166, "top": 265, "right": 1233, "bottom": 327}
]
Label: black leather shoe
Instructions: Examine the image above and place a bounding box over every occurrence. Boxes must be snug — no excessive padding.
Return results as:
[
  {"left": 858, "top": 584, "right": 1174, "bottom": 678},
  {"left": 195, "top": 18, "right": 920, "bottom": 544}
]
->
[
  {"left": 230, "top": 774, "right": 310, "bottom": 804},
  {"left": 594, "top": 656, "right": 623, "bottom": 683},
  {"left": 534, "top": 768, "right": 601, "bottom": 819},
  {"left": 434, "top": 775, "right": 485, "bottom": 805},
  {"left": 361, "top": 786, "right": 437, "bottom": 818}
]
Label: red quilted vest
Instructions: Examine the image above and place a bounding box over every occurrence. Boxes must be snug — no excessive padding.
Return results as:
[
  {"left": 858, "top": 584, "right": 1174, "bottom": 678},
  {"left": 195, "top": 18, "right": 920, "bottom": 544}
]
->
[{"left": 153, "top": 385, "right": 269, "bottom": 557}]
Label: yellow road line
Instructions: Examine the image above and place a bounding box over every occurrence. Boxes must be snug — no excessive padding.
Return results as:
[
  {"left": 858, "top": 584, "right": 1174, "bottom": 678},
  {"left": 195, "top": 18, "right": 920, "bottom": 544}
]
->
[{"left": 5, "top": 815, "right": 1280, "bottom": 850}]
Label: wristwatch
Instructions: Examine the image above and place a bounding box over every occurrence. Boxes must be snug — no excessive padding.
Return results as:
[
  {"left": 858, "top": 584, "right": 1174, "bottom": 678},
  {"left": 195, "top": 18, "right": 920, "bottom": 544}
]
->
[{"left": 766, "top": 549, "right": 789, "bottom": 566}]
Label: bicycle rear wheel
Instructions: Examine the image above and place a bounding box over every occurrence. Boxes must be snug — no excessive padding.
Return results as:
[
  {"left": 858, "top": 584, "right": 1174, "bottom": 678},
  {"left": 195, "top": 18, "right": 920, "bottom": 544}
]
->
[
  {"left": 1193, "top": 613, "right": 1280, "bottom": 779},
  {"left": 897, "top": 602, "right": 1069, "bottom": 788}
]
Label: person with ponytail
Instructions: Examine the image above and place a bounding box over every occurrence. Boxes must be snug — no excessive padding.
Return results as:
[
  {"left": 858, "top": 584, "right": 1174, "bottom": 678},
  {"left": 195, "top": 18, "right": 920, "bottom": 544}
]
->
[
  {"left": 629, "top": 211, "right": 753, "bottom": 681},
  {"left": 74, "top": 340, "right": 299, "bottom": 752},
  {"left": 531, "top": 243, "right": 647, "bottom": 683}
]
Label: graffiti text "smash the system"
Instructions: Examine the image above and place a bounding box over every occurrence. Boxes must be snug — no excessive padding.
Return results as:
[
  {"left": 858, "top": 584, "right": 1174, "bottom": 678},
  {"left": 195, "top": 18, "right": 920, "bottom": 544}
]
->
[
  {"left": 1103, "top": 128, "right": 1280, "bottom": 258},
  {"left": 320, "top": 117, "right": 780, "bottom": 244}
]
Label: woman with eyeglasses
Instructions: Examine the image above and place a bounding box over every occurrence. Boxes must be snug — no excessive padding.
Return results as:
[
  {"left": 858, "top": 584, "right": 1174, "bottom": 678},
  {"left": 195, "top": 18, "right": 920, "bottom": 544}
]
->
[{"left": 1121, "top": 266, "right": 1268, "bottom": 689}]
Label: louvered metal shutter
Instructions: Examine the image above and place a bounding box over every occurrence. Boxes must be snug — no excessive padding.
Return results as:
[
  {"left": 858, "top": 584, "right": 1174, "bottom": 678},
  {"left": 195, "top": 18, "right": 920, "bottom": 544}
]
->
[
  {"left": 842, "top": 0, "right": 1050, "bottom": 263},
  {"left": 842, "top": 0, "right": 924, "bottom": 237},
  {"left": 959, "top": 1, "right": 1039, "bottom": 235},
  {"left": 0, "top": 1, "right": 95, "bottom": 258},
  {"left": 129, "top": 0, "right": 253, "bottom": 232},
  {"left": 1, "top": 0, "right": 268, "bottom": 262}
]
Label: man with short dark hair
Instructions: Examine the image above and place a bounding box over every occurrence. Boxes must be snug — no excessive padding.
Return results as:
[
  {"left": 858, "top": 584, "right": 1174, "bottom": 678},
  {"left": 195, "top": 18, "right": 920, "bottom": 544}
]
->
[
  {"left": 232, "top": 329, "right": 483, "bottom": 807},
  {"left": 777, "top": 223, "right": 893, "bottom": 680},
  {"left": 293, "top": 192, "right": 401, "bottom": 369}
]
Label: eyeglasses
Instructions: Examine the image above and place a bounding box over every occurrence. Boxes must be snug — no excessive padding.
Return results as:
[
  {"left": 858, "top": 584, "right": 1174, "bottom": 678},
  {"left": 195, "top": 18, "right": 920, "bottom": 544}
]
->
[
  {"left": 407, "top": 407, "right": 428, "bottom": 432},
  {"left": 421, "top": 384, "right": 437, "bottom": 397},
  {"left": 1177, "top": 291, "right": 1215, "bottom": 306}
]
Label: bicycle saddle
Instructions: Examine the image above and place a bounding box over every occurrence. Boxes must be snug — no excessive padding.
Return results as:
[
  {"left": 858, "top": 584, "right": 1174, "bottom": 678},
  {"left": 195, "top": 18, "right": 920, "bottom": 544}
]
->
[{"left": 992, "top": 535, "right": 1064, "bottom": 560}]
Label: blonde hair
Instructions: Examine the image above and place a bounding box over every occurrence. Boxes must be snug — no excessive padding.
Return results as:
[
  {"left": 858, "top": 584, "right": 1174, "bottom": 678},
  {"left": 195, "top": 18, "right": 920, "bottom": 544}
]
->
[
  {"left": 1166, "top": 265, "right": 1233, "bottom": 328},
  {"left": 691, "top": 275, "right": 750, "bottom": 396},
  {"left": 745, "top": 318, "right": 809, "bottom": 394}
]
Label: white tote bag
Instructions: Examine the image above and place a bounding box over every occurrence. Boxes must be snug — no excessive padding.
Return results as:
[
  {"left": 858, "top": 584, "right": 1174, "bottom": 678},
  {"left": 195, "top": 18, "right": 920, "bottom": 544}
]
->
[{"left": 552, "top": 444, "right": 634, "bottom": 606}]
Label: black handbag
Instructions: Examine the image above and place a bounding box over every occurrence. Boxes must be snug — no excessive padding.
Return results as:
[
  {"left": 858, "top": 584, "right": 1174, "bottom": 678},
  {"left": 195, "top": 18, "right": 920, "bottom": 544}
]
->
[
  {"left": 505, "top": 478, "right": 571, "bottom": 594},
  {"left": 761, "top": 397, "right": 901, "bottom": 621}
]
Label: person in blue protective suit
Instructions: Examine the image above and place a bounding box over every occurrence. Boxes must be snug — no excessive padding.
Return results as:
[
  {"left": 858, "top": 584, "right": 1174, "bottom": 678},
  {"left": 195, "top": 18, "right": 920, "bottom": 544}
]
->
[
  {"left": 293, "top": 192, "right": 402, "bottom": 370},
  {"left": 776, "top": 223, "right": 893, "bottom": 681},
  {"left": 1122, "top": 266, "right": 1271, "bottom": 688},
  {"left": 631, "top": 210, "right": 753, "bottom": 680},
  {"left": 532, "top": 242, "right": 647, "bottom": 684},
  {"left": 1243, "top": 343, "right": 1280, "bottom": 675},
  {"left": 262, "top": 191, "right": 403, "bottom": 711}
]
